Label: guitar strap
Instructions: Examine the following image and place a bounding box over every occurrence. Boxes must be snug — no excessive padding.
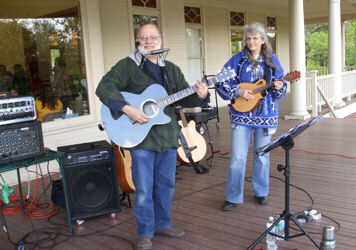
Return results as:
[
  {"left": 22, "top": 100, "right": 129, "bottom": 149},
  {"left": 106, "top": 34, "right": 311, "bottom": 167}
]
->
[
  {"left": 256, "top": 63, "right": 275, "bottom": 115},
  {"left": 178, "top": 130, "right": 209, "bottom": 174},
  {"left": 264, "top": 64, "right": 276, "bottom": 84},
  {"left": 139, "top": 57, "right": 172, "bottom": 95}
]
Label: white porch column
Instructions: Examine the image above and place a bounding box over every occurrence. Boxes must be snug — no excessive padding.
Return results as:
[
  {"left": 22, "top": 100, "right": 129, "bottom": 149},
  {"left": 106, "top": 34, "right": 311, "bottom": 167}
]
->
[
  {"left": 285, "top": 0, "right": 310, "bottom": 120},
  {"left": 329, "top": 0, "right": 345, "bottom": 107}
]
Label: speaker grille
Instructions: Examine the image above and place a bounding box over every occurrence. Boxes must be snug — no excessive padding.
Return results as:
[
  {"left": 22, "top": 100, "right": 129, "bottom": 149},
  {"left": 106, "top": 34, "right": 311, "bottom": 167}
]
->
[{"left": 59, "top": 141, "right": 120, "bottom": 220}]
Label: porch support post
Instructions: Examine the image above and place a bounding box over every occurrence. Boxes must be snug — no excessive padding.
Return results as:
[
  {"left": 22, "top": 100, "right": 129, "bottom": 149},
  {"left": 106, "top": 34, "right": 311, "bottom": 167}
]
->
[
  {"left": 285, "top": 0, "right": 310, "bottom": 120},
  {"left": 328, "top": 0, "right": 345, "bottom": 107}
]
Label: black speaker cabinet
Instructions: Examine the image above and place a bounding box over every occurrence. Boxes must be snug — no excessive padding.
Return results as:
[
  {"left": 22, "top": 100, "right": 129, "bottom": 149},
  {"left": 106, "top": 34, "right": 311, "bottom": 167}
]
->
[{"left": 58, "top": 140, "right": 120, "bottom": 221}]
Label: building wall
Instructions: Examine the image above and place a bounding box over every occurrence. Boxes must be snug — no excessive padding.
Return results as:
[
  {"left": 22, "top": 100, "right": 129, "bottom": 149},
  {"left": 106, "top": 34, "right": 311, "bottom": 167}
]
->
[
  {"left": 100, "top": 0, "right": 132, "bottom": 71},
  {"left": 161, "top": 0, "right": 189, "bottom": 75}
]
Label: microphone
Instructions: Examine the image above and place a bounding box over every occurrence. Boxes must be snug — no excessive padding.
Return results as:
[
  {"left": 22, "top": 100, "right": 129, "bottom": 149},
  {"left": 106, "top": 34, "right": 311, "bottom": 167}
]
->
[{"left": 146, "top": 48, "right": 170, "bottom": 55}]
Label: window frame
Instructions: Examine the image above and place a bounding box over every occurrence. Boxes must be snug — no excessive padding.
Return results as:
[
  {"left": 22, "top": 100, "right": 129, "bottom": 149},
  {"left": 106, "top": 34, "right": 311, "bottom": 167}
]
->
[
  {"left": 184, "top": 5, "right": 205, "bottom": 85},
  {"left": 266, "top": 15, "right": 278, "bottom": 56},
  {"left": 229, "top": 11, "right": 246, "bottom": 57}
]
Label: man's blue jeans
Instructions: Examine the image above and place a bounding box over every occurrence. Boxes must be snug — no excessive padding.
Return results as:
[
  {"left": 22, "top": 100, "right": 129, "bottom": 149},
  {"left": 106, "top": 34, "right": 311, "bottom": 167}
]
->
[
  {"left": 225, "top": 126, "right": 272, "bottom": 204},
  {"left": 130, "top": 148, "right": 177, "bottom": 238}
]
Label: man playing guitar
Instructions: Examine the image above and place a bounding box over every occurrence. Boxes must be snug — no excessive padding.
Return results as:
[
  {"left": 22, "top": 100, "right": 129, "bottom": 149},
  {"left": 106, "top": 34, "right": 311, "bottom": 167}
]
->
[{"left": 96, "top": 22, "right": 209, "bottom": 250}]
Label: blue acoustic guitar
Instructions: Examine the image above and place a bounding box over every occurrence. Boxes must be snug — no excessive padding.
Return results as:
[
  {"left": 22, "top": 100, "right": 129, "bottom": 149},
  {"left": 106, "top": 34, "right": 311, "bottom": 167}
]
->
[{"left": 101, "top": 68, "right": 236, "bottom": 148}]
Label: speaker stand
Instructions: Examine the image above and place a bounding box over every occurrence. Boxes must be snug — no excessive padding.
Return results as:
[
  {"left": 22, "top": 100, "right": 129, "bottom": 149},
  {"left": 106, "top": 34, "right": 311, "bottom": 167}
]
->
[
  {"left": 120, "top": 192, "right": 132, "bottom": 207},
  {"left": 247, "top": 136, "right": 319, "bottom": 249},
  {"left": 204, "top": 120, "right": 229, "bottom": 168}
]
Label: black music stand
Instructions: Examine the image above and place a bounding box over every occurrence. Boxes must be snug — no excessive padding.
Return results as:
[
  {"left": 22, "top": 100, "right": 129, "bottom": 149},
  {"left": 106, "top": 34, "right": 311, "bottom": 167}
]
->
[{"left": 248, "top": 115, "right": 325, "bottom": 250}]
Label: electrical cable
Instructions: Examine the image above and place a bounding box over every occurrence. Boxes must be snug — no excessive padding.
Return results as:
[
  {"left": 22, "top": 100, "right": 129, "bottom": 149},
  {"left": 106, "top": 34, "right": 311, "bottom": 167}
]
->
[
  {"left": 1, "top": 161, "right": 59, "bottom": 218},
  {"left": 245, "top": 174, "right": 341, "bottom": 234},
  {"left": 2, "top": 144, "right": 349, "bottom": 248},
  {"left": 26, "top": 160, "right": 48, "bottom": 249},
  {"left": 207, "top": 146, "right": 356, "bottom": 160},
  {"left": 0, "top": 204, "right": 19, "bottom": 247},
  {"left": 0, "top": 158, "right": 136, "bottom": 249},
  {"left": 16, "top": 216, "right": 136, "bottom": 250}
]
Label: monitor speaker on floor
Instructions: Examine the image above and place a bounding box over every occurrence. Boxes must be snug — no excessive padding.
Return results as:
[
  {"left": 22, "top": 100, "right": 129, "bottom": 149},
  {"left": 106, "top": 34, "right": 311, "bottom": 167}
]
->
[{"left": 58, "top": 140, "right": 120, "bottom": 221}]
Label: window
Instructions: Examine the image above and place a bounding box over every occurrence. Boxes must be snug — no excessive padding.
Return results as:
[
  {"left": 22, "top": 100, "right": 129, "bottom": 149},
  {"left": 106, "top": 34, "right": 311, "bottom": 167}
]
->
[
  {"left": 186, "top": 28, "right": 203, "bottom": 85},
  {"left": 0, "top": 1, "right": 88, "bottom": 122},
  {"left": 184, "top": 6, "right": 201, "bottom": 24},
  {"left": 185, "top": 6, "right": 204, "bottom": 85},
  {"left": 266, "top": 16, "right": 277, "bottom": 54},
  {"left": 230, "top": 11, "right": 245, "bottom": 55},
  {"left": 230, "top": 11, "right": 244, "bottom": 26},
  {"left": 132, "top": 0, "right": 157, "bottom": 8}
]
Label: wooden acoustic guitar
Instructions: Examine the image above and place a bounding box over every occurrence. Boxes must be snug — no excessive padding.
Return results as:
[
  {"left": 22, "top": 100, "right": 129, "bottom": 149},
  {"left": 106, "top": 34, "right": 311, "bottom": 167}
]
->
[
  {"left": 112, "top": 143, "right": 135, "bottom": 193},
  {"left": 231, "top": 71, "right": 301, "bottom": 113},
  {"left": 177, "top": 107, "right": 207, "bottom": 163}
]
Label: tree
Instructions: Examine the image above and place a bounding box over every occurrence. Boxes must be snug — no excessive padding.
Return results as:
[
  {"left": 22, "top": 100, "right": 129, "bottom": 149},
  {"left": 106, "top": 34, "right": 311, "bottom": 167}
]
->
[
  {"left": 305, "top": 21, "right": 356, "bottom": 69},
  {"left": 305, "top": 24, "right": 328, "bottom": 67},
  {"left": 344, "top": 20, "right": 355, "bottom": 66}
]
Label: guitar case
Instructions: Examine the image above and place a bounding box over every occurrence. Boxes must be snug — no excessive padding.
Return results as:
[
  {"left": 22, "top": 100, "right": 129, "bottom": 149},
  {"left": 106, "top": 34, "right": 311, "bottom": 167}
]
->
[{"left": 178, "top": 130, "right": 209, "bottom": 174}]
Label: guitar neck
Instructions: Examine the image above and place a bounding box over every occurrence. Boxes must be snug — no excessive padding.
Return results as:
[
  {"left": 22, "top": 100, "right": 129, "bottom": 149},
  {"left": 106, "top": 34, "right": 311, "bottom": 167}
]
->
[
  {"left": 178, "top": 107, "right": 189, "bottom": 127},
  {"left": 156, "top": 77, "right": 218, "bottom": 109},
  {"left": 253, "top": 76, "right": 286, "bottom": 94}
]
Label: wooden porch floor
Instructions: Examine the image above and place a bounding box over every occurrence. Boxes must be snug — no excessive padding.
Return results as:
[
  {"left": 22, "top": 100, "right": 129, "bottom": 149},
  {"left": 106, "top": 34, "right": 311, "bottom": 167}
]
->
[{"left": 1, "top": 105, "right": 356, "bottom": 250}]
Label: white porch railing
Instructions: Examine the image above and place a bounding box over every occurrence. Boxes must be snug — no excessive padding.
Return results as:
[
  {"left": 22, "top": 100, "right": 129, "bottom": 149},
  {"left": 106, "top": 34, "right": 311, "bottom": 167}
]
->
[
  {"left": 306, "top": 70, "right": 356, "bottom": 117},
  {"left": 306, "top": 66, "right": 356, "bottom": 76}
]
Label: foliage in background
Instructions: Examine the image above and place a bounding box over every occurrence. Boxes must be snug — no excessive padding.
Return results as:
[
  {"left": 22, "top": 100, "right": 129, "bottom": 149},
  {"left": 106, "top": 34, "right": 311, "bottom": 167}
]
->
[
  {"left": 305, "top": 24, "right": 328, "bottom": 67},
  {"left": 344, "top": 20, "right": 356, "bottom": 66},
  {"left": 305, "top": 20, "right": 355, "bottom": 68}
]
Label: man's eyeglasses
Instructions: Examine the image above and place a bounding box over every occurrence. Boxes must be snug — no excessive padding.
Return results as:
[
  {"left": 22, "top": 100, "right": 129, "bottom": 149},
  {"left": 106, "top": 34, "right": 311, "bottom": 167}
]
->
[{"left": 137, "top": 35, "right": 161, "bottom": 42}]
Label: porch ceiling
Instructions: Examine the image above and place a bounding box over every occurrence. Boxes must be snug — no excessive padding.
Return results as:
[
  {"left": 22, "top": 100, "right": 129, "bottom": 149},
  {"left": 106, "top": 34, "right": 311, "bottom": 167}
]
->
[
  {"left": 226, "top": 0, "right": 356, "bottom": 24},
  {"left": 1, "top": 0, "right": 356, "bottom": 23}
]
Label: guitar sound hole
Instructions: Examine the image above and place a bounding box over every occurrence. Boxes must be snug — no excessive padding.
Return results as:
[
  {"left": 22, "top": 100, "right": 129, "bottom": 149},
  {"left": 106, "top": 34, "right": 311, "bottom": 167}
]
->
[{"left": 142, "top": 101, "right": 159, "bottom": 118}]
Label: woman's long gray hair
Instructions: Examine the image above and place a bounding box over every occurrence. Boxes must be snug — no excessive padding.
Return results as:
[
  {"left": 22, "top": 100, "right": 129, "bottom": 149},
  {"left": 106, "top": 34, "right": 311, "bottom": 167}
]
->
[{"left": 243, "top": 22, "right": 277, "bottom": 69}]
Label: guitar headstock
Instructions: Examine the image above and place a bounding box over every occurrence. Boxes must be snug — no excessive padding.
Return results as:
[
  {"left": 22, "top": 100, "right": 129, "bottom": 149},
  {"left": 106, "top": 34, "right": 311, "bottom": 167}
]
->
[
  {"left": 215, "top": 67, "right": 236, "bottom": 84},
  {"left": 284, "top": 70, "right": 301, "bottom": 83}
]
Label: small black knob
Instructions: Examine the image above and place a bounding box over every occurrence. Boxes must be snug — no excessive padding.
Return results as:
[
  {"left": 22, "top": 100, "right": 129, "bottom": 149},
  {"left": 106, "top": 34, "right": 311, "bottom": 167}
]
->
[
  {"left": 98, "top": 124, "right": 104, "bottom": 131},
  {"left": 277, "top": 164, "right": 284, "bottom": 171}
]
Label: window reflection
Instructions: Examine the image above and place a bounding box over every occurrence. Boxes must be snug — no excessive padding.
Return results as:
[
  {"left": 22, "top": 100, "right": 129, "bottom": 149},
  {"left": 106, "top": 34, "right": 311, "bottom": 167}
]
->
[
  {"left": 231, "top": 29, "right": 243, "bottom": 55},
  {"left": 0, "top": 2, "right": 88, "bottom": 122}
]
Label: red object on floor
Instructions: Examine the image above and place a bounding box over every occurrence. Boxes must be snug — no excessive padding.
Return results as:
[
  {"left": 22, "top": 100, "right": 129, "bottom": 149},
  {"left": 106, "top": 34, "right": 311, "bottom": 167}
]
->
[{"left": 345, "top": 112, "right": 356, "bottom": 119}]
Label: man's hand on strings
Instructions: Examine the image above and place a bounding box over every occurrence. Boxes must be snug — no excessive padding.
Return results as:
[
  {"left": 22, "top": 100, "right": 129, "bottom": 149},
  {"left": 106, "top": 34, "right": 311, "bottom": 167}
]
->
[
  {"left": 122, "top": 105, "right": 148, "bottom": 124},
  {"left": 195, "top": 80, "right": 208, "bottom": 100}
]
